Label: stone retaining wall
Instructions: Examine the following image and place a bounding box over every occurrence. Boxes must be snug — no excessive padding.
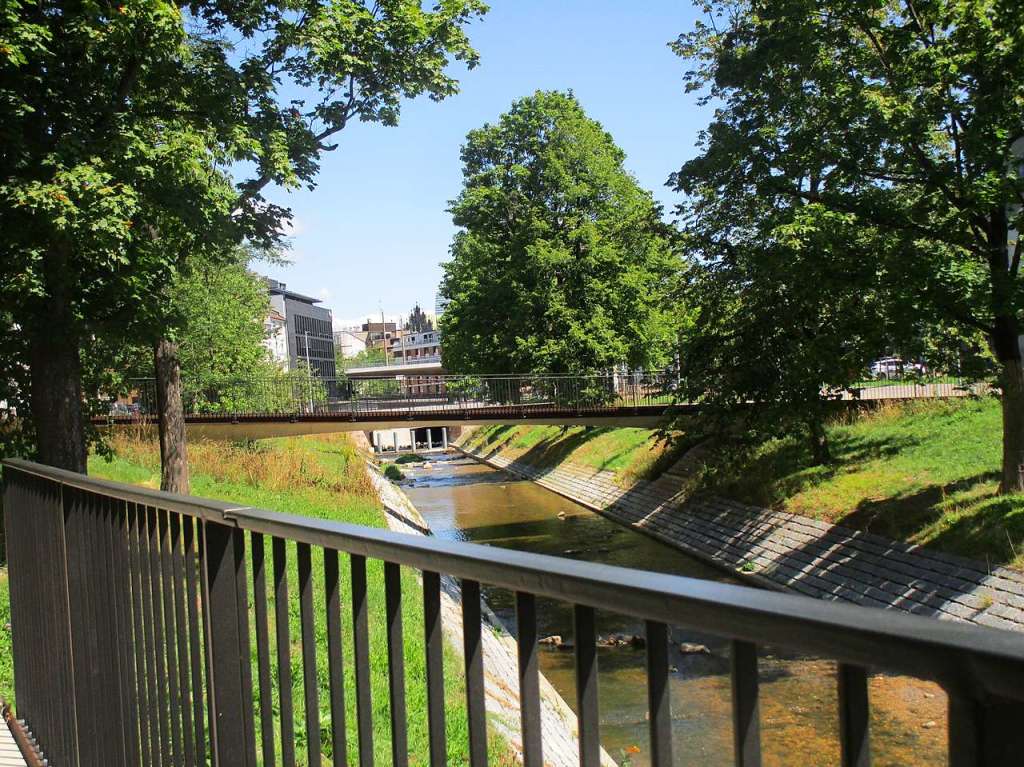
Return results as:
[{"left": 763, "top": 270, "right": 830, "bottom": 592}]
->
[
  {"left": 457, "top": 441, "right": 1024, "bottom": 633},
  {"left": 367, "top": 464, "right": 616, "bottom": 767}
]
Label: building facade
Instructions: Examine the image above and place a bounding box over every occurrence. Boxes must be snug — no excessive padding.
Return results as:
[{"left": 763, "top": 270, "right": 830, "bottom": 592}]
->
[
  {"left": 333, "top": 329, "right": 368, "bottom": 359},
  {"left": 262, "top": 308, "right": 289, "bottom": 367},
  {"left": 265, "top": 278, "right": 337, "bottom": 378},
  {"left": 390, "top": 329, "right": 444, "bottom": 394}
]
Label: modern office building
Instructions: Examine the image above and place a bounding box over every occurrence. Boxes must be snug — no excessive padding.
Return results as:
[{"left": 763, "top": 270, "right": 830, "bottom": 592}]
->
[
  {"left": 265, "top": 278, "right": 337, "bottom": 378},
  {"left": 434, "top": 292, "right": 450, "bottom": 319}
]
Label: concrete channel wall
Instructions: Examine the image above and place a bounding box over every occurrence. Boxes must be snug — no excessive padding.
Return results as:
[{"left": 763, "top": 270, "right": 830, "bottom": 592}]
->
[
  {"left": 456, "top": 439, "right": 1024, "bottom": 633},
  {"left": 367, "top": 464, "right": 617, "bottom": 767}
]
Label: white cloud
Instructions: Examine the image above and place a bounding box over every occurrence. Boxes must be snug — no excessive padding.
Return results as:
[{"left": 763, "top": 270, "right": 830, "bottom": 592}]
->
[{"left": 279, "top": 216, "right": 306, "bottom": 237}]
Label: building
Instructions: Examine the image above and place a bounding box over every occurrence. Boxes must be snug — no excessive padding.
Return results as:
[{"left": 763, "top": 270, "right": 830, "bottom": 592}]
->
[
  {"left": 262, "top": 308, "right": 289, "bottom": 367},
  {"left": 435, "top": 292, "right": 450, "bottom": 319},
  {"left": 361, "top": 320, "right": 397, "bottom": 351},
  {"left": 389, "top": 328, "right": 444, "bottom": 395},
  {"left": 389, "top": 328, "right": 441, "bottom": 364},
  {"left": 265, "top": 278, "right": 337, "bottom": 378},
  {"left": 333, "top": 329, "right": 368, "bottom": 359}
]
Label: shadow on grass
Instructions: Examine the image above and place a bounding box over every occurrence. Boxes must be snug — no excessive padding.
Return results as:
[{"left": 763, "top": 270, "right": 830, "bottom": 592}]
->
[
  {"left": 841, "top": 472, "right": 999, "bottom": 542},
  {"left": 714, "top": 432, "right": 922, "bottom": 509}
]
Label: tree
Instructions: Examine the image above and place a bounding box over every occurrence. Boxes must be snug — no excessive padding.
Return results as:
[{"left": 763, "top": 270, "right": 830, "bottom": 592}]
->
[
  {"left": 339, "top": 346, "right": 387, "bottom": 372},
  {"left": 674, "top": 0, "right": 1024, "bottom": 489},
  {"left": 675, "top": 208, "right": 899, "bottom": 464},
  {"left": 0, "top": 0, "right": 487, "bottom": 475},
  {"left": 440, "top": 91, "right": 678, "bottom": 375}
]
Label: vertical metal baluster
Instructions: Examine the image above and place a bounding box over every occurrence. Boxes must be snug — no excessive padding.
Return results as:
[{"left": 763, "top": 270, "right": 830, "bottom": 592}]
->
[
  {"left": 159, "top": 509, "right": 185, "bottom": 765},
  {"left": 183, "top": 517, "right": 206, "bottom": 761},
  {"left": 147, "top": 506, "right": 172, "bottom": 764},
  {"left": 251, "top": 534, "right": 276, "bottom": 767},
  {"left": 837, "top": 664, "right": 870, "bottom": 767},
  {"left": 351, "top": 555, "right": 374, "bottom": 767},
  {"left": 324, "top": 549, "right": 348, "bottom": 767},
  {"left": 516, "top": 592, "right": 542, "bottom": 767},
  {"left": 202, "top": 520, "right": 256, "bottom": 766},
  {"left": 273, "top": 536, "right": 296, "bottom": 766},
  {"left": 128, "top": 505, "right": 153, "bottom": 767},
  {"left": 112, "top": 498, "right": 141, "bottom": 767},
  {"left": 298, "top": 543, "right": 322, "bottom": 767},
  {"left": 422, "top": 571, "right": 446, "bottom": 767},
  {"left": 198, "top": 522, "right": 216, "bottom": 758},
  {"left": 573, "top": 604, "right": 599, "bottom": 767},
  {"left": 731, "top": 640, "right": 761, "bottom": 767},
  {"left": 170, "top": 513, "right": 196, "bottom": 766},
  {"left": 645, "top": 621, "right": 672, "bottom": 767},
  {"left": 461, "top": 579, "right": 487, "bottom": 767},
  {"left": 384, "top": 562, "right": 409, "bottom": 767}
]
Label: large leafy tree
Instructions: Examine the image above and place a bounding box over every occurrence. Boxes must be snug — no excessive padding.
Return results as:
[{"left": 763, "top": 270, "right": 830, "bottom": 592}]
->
[
  {"left": 440, "top": 91, "right": 678, "bottom": 375},
  {"left": 0, "top": 0, "right": 486, "bottom": 476},
  {"left": 674, "top": 0, "right": 1024, "bottom": 488}
]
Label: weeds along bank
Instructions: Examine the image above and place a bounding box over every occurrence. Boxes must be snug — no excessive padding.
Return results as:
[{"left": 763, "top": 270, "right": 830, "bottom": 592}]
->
[
  {"left": 88, "top": 430, "right": 514, "bottom": 766},
  {"left": 459, "top": 397, "right": 1024, "bottom": 571}
]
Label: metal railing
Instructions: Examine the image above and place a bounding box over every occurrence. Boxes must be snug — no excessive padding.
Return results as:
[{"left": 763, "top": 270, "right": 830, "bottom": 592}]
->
[
  {"left": 4, "top": 458, "right": 1024, "bottom": 766},
  {"left": 343, "top": 353, "right": 443, "bottom": 370},
  {"left": 112, "top": 372, "right": 679, "bottom": 422}
]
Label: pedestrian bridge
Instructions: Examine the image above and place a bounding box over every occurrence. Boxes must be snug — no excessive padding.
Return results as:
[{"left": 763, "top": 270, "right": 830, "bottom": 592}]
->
[{"left": 94, "top": 373, "right": 982, "bottom": 440}]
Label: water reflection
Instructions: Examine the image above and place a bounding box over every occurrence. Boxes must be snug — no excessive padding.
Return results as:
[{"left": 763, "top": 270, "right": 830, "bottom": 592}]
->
[{"left": 402, "top": 454, "right": 946, "bottom": 766}]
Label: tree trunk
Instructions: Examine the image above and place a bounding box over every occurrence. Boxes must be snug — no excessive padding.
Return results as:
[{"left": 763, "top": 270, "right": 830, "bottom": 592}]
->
[
  {"left": 154, "top": 338, "right": 190, "bottom": 494},
  {"left": 29, "top": 328, "right": 87, "bottom": 472},
  {"left": 807, "top": 414, "right": 831, "bottom": 466},
  {"left": 1000, "top": 356, "right": 1024, "bottom": 493}
]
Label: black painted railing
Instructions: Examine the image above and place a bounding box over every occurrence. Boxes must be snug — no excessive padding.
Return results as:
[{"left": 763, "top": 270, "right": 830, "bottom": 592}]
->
[
  {"left": 105, "top": 372, "right": 983, "bottom": 424},
  {"left": 4, "top": 458, "right": 1024, "bottom": 766}
]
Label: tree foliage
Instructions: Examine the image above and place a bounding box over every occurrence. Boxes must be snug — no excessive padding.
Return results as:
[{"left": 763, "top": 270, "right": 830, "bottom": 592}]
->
[
  {"left": 673, "top": 0, "right": 1021, "bottom": 476},
  {"left": 0, "top": 0, "right": 487, "bottom": 469},
  {"left": 440, "top": 91, "right": 678, "bottom": 375}
]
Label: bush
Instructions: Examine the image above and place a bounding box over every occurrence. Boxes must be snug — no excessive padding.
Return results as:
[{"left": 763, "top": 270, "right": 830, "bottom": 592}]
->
[
  {"left": 394, "top": 453, "right": 425, "bottom": 464},
  {"left": 383, "top": 463, "right": 404, "bottom": 482}
]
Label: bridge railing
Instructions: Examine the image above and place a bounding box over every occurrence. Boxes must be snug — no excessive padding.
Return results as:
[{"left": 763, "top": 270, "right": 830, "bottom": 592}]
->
[
  {"left": 108, "top": 372, "right": 986, "bottom": 422},
  {"left": 117, "top": 372, "right": 678, "bottom": 420},
  {"left": 4, "top": 458, "right": 1024, "bottom": 766}
]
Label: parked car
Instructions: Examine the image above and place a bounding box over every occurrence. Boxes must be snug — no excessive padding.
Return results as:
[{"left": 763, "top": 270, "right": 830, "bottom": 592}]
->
[{"left": 870, "top": 357, "right": 925, "bottom": 380}]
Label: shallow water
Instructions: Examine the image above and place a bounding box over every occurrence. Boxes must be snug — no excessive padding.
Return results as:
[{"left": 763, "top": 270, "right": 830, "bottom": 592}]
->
[{"left": 402, "top": 454, "right": 947, "bottom": 766}]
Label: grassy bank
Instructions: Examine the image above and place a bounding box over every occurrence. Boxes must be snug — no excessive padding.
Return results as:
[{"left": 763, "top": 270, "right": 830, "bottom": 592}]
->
[
  {"left": 78, "top": 431, "right": 510, "bottom": 766},
  {"left": 461, "top": 424, "right": 682, "bottom": 487},
  {"left": 464, "top": 398, "right": 1024, "bottom": 570},
  {"left": 706, "top": 397, "right": 1024, "bottom": 570}
]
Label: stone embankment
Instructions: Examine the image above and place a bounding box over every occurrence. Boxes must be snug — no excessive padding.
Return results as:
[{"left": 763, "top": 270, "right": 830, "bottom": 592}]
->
[
  {"left": 457, "top": 440, "right": 1024, "bottom": 633},
  {"left": 367, "top": 464, "right": 616, "bottom": 767}
]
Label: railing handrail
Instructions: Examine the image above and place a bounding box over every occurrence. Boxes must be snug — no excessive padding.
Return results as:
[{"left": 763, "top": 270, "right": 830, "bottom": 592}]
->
[{"left": 5, "top": 457, "right": 1023, "bottom": 704}]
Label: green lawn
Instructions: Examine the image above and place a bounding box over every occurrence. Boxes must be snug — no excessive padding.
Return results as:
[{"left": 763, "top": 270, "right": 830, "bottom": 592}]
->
[
  {"left": 0, "top": 434, "right": 510, "bottom": 765},
  {"left": 706, "top": 397, "right": 1024, "bottom": 569},
  {"left": 0, "top": 568, "right": 11, "bottom": 706},
  {"left": 463, "top": 424, "right": 684, "bottom": 486},
  {"left": 465, "top": 398, "right": 1024, "bottom": 570}
]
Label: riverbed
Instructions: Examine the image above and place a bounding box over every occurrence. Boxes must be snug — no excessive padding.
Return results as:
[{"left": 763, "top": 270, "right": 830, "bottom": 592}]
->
[{"left": 401, "top": 453, "right": 947, "bottom": 767}]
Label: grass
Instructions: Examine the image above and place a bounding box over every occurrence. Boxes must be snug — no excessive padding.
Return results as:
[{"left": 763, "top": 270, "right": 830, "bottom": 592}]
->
[
  {"left": 75, "top": 430, "right": 513, "bottom": 766},
  {"left": 463, "top": 424, "right": 685, "bottom": 487},
  {"left": 705, "top": 397, "right": 1024, "bottom": 570},
  {"left": 0, "top": 568, "right": 11, "bottom": 706},
  {"left": 465, "top": 398, "right": 1024, "bottom": 570}
]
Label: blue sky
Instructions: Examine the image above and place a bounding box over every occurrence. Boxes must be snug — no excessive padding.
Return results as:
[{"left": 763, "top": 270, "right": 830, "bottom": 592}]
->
[{"left": 259, "top": 0, "right": 710, "bottom": 328}]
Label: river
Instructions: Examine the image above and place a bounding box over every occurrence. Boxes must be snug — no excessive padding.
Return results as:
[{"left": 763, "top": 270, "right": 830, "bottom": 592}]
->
[{"left": 401, "top": 453, "right": 947, "bottom": 767}]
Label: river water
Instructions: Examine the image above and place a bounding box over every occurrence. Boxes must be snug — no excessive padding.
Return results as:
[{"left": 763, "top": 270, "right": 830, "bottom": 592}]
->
[{"left": 401, "top": 454, "right": 947, "bottom": 767}]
